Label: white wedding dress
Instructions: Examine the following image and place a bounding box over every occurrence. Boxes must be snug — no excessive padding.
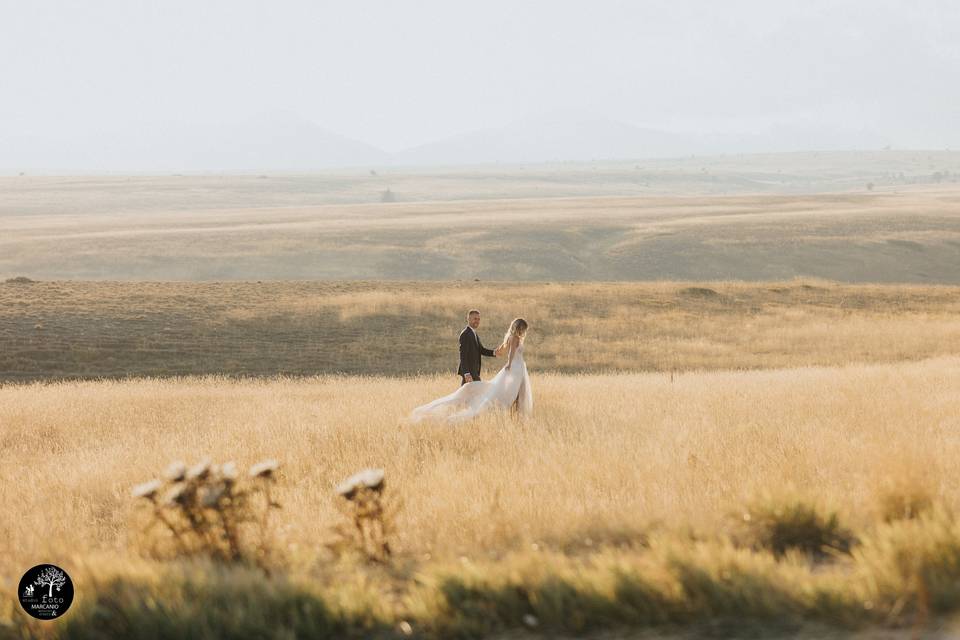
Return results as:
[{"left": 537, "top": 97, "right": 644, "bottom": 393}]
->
[{"left": 409, "top": 343, "right": 533, "bottom": 425}]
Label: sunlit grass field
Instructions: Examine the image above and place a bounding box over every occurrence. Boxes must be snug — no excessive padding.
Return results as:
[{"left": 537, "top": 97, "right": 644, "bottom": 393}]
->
[
  {"left": 2, "top": 279, "right": 960, "bottom": 382},
  {"left": 3, "top": 351, "right": 960, "bottom": 637},
  {"left": 4, "top": 160, "right": 960, "bottom": 636}
]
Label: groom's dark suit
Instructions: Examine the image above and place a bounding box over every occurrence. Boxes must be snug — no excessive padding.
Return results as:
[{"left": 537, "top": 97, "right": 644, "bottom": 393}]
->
[{"left": 458, "top": 325, "right": 496, "bottom": 385}]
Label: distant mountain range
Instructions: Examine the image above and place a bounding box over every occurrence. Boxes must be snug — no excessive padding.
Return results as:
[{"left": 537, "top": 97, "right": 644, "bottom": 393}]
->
[
  {"left": 0, "top": 112, "right": 389, "bottom": 172},
  {"left": 0, "top": 111, "right": 892, "bottom": 172}
]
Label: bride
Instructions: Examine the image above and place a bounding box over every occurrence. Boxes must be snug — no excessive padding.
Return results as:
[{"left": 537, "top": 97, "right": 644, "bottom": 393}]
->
[{"left": 409, "top": 318, "right": 533, "bottom": 425}]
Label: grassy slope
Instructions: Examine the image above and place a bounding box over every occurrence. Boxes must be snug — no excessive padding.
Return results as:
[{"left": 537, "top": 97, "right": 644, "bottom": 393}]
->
[
  {"left": 1, "top": 279, "right": 959, "bottom": 382},
  {"left": 1, "top": 174, "right": 959, "bottom": 283}
]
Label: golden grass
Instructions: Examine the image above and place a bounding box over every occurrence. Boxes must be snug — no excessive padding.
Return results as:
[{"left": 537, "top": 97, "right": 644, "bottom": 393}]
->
[
  {"left": 2, "top": 356, "right": 960, "bottom": 636},
  {"left": 2, "top": 279, "right": 960, "bottom": 382},
  {"left": 1, "top": 275, "right": 958, "bottom": 635}
]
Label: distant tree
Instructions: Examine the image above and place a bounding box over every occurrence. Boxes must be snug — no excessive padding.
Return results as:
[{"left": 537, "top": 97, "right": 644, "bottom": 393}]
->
[
  {"left": 370, "top": 169, "right": 378, "bottom": 176},
  {"left": 866, "top": 182, "right": 875, "bottom": 191},
  {"left": 380, "top": 188, "right": 396, "bottom": 203}
]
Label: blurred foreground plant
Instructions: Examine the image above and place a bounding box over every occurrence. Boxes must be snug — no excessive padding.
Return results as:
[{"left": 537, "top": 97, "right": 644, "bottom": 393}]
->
[
  {"left": 131, "top": 457, "right": 281, "bottom": 567},
  {"left": 735, "top": 496, "right": 857, "bottom": 560},
  {"left": 329, "top": 468, "right": 401, "bottom": 562}
]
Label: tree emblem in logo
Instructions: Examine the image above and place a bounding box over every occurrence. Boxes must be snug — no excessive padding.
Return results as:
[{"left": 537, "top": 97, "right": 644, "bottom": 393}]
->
[
  {"left": 34, "top": 566, "right": 67, "bottom": 599},
  {"left": 17, "top": 564, "right": 74, "bottom": 620}
]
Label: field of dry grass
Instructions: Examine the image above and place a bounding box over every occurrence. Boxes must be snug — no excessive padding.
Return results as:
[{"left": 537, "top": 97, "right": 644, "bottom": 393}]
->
[
  {"left": 3, "top": 356, "right": 960, "bottom": 637},
  {"left": 1, "top": 279, "right": 959, "bottom": 382},
  {"left": 2, "top": 170, "right": 959, "bottom": 282},
  {"left": 4, "top": 156, "right": 960, "bottom": 637}
]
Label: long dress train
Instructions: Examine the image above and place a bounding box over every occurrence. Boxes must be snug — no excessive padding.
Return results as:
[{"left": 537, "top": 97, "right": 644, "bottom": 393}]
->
[{"left": 408, "top": 343, "right": 533, "bottom": 425}]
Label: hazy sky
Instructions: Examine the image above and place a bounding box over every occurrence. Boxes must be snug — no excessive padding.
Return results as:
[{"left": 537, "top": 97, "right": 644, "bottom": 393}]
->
[{"left": 2, "top": 0, "right": 958, "bottom": 151}]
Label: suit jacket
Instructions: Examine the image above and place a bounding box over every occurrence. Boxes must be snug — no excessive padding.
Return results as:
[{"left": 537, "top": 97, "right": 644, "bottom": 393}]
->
[{"left": 458, "top": 326, "right": 495, "bottom": 383}]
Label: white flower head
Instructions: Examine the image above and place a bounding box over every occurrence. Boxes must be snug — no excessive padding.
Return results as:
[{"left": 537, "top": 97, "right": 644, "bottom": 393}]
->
[
  {"left": 249, "top": 459, "right": 280, "bottom": 479},
  {"left": 164, "top": 461, "right": 188, "bottom": 482},
  {"left": 336, "top": 468, "right": 385, "bottom": 500},
  {"left": 219, "top": 461, "right": 238, "bottom": 481},
  {"left": 131, "top": 479, "right": 162, "bottom": 500},
  {"left": 187, "top": 458, "right": 212, "bottom": 481}
]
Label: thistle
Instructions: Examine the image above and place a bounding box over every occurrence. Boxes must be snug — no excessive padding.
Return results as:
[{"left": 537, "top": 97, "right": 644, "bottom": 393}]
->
[
  {"left": 331, "top": 468, "right": 399, "bottom": 562},
  {"left": 131, "top": 456, "right": 282, "bottom": 569}
]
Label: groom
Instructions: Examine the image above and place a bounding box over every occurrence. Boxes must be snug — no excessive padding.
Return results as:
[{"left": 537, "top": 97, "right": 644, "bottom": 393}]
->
[{"left": 458, "top": 309, "right": 502, "bottom": 385}]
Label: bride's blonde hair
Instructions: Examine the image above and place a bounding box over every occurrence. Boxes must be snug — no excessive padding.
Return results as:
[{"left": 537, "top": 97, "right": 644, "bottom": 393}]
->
[{"left": 500, "top": 317, "right": 529, "bottom": 350}]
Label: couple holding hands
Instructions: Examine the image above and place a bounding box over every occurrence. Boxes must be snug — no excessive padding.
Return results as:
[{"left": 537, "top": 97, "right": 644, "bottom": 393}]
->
[{"left": 408, "top": 309, "right": 533, "bottom": 425}]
